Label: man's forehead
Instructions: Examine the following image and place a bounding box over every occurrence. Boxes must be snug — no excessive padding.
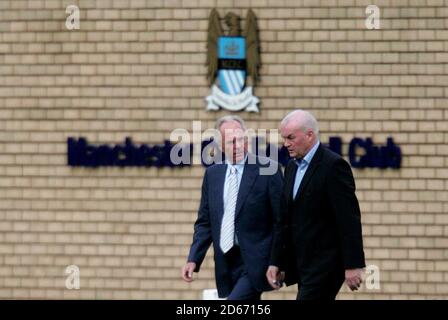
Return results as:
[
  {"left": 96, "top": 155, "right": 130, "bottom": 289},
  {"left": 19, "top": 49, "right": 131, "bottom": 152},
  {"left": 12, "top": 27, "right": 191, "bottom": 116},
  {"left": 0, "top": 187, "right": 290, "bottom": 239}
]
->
[
  {"left": 280, "top": 124, "right": 294, "bottom": 136},
  {"left": 221, "top": 127, "right": 244, "bottom": 135},
  {"left": 220, "top": 120, "right": 243, "bottom": 129},
  {"left": 282, "top": 120, "right": 300, "bottom": 133}
]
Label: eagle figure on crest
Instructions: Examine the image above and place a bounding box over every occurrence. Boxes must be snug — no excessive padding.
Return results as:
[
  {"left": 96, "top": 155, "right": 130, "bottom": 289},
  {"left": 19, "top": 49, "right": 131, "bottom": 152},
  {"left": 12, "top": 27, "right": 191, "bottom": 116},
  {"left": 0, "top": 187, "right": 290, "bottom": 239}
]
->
[{"left": 205, "top": 9, "right": 261, "bottom": 112}]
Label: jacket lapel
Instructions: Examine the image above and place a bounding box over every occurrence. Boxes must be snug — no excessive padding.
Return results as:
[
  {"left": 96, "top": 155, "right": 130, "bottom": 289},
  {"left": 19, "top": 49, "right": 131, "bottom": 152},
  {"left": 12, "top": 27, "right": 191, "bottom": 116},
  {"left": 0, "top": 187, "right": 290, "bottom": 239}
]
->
[
  {"left": 293, "top": 144, "right": 323, "bottom": 202},
  {"left": 234, "top": 155, "right": 258, "bottom": 218},
  {"left": 211, "top": 164, "right": 227, "bottom": 221},
  {"left": 284, "top": 159, "right": 298, "bottom": 206}
]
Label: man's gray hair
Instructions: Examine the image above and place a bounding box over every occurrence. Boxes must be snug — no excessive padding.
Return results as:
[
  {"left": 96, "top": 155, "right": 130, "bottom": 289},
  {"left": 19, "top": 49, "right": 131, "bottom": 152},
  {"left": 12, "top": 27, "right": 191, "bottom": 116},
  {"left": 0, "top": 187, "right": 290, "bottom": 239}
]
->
[
  {"left": 281, "top": 109, "right": 319, "bottom": 135},
  {"left": 215, "top": 115, "right": 247, "bottom": 131}
]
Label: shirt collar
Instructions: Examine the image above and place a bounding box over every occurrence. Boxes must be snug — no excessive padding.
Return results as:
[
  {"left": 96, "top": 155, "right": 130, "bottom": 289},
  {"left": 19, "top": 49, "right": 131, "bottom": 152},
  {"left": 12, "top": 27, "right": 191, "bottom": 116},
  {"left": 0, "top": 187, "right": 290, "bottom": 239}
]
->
[{"left": 297, "top": 141, "right": 320, "bottom": 166}]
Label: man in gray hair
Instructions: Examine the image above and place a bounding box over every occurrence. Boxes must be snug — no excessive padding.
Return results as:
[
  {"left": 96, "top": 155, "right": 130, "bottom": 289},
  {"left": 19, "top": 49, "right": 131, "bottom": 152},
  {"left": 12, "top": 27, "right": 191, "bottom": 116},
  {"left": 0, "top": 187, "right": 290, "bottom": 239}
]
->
[
  {"left": 182, "top": 115, "right": 284, "bottom": 300},
  {"left": 267, "top": 109, "right": 365, "bottom": 300}
]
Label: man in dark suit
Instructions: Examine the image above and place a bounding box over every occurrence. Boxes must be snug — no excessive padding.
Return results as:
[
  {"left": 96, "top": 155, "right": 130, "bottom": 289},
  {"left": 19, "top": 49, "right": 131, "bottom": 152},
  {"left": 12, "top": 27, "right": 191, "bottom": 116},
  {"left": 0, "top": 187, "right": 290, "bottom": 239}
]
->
[
  {"left": 182, "top": 115, "right": 283, "bottom": 300},
  {"left": 267, "top": 109, "right": 365, "bottom": 300}
]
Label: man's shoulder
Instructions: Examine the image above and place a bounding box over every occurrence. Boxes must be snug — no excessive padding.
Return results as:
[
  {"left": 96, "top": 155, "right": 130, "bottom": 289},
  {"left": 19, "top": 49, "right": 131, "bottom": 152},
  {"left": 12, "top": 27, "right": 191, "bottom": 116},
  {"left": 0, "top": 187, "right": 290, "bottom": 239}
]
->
[
  {"left": 247, "top": 154, "right": 281, "bottom": 171},
  {"left": 320, "top": 145, "right": 351, "bottom": 169},
  {"left": 204, "top": 163, "right": 225, "bottom": 175},
  {"left": 321, "top": 145, "right": 342, "bottom": 161}
]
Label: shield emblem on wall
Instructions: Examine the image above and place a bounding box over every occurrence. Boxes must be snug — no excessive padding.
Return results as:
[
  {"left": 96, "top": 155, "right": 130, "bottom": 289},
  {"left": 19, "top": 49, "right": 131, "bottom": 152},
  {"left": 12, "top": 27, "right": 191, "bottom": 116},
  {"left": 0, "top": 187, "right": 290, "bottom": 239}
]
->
[
  {"left": 205, "top": 9, "right": 260, "bottom": 112},
  {"left": 217, "top": 37, "right": 246, "bottom": 95}
]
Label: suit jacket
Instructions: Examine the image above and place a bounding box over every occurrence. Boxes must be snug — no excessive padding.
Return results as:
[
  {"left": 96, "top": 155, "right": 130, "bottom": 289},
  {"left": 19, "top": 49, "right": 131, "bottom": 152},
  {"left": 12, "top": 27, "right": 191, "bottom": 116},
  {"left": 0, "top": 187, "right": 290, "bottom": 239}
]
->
[
  {"left": 187, "top": 154, "right": 284, "bottom": 298},
  {"left": 271, "top": 144, "right": 365, "bottom": 287}
]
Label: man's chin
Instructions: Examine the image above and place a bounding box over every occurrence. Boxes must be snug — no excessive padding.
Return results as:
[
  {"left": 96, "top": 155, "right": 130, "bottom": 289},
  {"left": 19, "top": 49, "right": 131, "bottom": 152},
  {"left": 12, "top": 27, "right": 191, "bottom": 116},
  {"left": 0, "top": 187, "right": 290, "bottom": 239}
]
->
[{"left": 231, "top": 154, "right": 245, "bottom": 163}]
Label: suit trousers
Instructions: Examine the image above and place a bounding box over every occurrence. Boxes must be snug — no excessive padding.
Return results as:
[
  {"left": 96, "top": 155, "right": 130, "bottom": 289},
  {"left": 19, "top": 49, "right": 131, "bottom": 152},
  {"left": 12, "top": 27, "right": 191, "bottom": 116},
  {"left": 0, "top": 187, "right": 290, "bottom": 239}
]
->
[
  {"left": 225, "top": 246, "right": 261, "bottom": 300},
  {"left": 296, "top": 272, "right": 345, "bottom": 300}
]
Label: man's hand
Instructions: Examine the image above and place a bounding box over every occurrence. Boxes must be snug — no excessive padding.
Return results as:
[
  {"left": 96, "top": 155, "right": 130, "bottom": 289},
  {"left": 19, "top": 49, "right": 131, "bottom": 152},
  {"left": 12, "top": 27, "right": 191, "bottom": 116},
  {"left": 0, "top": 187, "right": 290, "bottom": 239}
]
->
[
  {"left": 345, "top": 268, "right": 363, "bottom": 291},
  {"left": 181, "top": 262, "right": 197, "bottom": 282},
  {"left": 266, "top": 265, "right": 284, "bottom": 290}
]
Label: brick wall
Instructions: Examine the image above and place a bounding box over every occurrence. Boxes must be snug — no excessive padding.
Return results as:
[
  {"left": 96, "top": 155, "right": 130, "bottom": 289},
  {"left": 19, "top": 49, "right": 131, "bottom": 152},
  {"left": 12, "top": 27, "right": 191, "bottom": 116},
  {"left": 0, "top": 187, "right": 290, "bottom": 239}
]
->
[{"left": 0, "top": 0, "right": 447, "bottom": 299}]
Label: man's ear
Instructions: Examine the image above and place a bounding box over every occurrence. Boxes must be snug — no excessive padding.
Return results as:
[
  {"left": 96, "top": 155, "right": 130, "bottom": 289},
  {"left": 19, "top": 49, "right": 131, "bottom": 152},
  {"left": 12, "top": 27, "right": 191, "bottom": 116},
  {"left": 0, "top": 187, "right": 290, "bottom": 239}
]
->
[{"left": 306, "top": 130, "right": 313, "bottom": 140}]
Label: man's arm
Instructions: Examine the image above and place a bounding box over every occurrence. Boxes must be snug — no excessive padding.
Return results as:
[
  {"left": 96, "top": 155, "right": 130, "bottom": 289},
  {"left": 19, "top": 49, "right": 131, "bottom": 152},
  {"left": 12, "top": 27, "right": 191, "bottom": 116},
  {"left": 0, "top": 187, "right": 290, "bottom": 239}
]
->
[
  {"left": 327, "top": 158, "right": 365, "bottom": 269},
  {"left": 186, "top": 169, "right": 213, "bottom": 273},
  {"left": 267, "top": 163, "right": 286, "bottom": 289},
  {"left": 268, "top": 163, "right": 285, "bottom": 268},
  {"left": 327, "top": 158, "right": 366, "bottom": 290}
]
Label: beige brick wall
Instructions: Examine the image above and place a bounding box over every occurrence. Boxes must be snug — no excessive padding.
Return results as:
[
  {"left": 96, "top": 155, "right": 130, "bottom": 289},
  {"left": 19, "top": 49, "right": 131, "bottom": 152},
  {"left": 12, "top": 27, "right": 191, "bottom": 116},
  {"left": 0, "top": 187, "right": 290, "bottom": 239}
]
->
[{"left": 0, "top": 0, "right": 447, "bottom": 299}]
